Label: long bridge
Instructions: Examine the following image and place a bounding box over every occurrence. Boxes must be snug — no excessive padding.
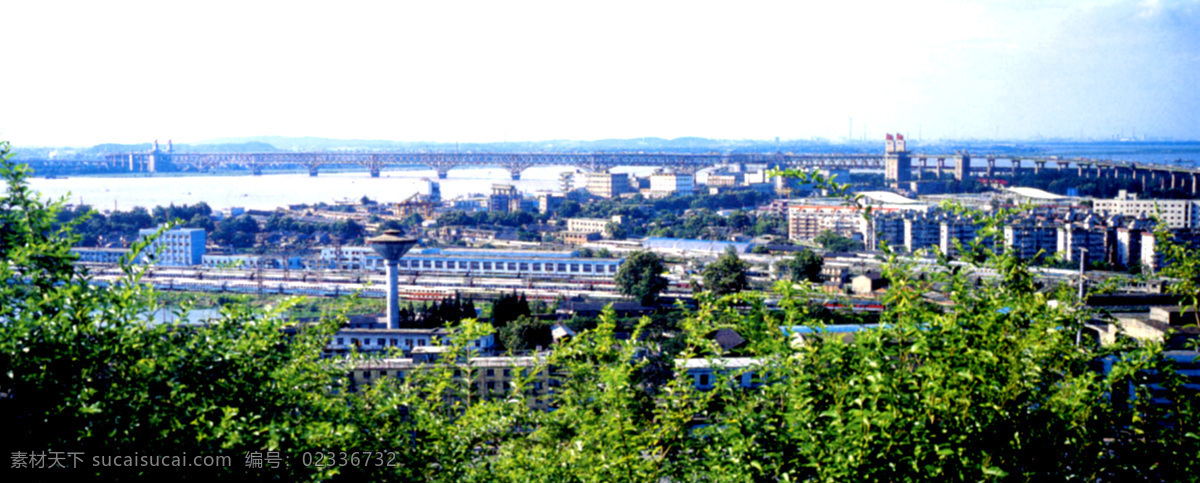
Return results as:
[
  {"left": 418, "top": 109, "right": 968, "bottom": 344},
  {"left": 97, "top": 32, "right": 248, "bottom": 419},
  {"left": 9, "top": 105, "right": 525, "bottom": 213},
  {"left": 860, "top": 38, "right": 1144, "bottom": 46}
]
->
[{"left": 44, "top": 137, "right": 1200, "bottom": 193}]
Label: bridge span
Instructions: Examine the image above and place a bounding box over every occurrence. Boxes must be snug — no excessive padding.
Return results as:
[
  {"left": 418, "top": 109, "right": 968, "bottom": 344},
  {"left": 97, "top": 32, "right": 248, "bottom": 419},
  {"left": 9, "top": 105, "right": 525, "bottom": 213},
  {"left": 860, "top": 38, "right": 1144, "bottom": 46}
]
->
[{"left": 83, "top": 137, "right": 1200, "bottom": 193}]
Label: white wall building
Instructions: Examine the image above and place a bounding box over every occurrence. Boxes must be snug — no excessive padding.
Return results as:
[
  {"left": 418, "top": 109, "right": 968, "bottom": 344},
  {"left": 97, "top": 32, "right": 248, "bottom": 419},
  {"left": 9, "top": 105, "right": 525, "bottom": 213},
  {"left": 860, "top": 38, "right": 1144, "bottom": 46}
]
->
[{"left": 1093, "top": 190, "right": 1200, "bottom": 229}]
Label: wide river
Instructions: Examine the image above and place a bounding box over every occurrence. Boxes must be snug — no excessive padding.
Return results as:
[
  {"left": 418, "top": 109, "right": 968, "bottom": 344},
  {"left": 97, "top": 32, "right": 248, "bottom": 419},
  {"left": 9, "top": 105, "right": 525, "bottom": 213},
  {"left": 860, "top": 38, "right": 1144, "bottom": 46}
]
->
[
  {"left": 25, "top": 166, "right": 657, "bottom": 211},
  {"left": 17, "top": 141, "right": 1200, "bottom": 212}
]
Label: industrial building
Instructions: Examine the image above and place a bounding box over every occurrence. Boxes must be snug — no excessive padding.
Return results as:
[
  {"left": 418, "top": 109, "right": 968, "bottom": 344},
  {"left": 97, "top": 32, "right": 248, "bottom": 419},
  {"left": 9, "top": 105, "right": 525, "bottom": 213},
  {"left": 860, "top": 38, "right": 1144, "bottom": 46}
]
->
[{"left": 318, "top": 247, "right": 624, "bottom": 278}]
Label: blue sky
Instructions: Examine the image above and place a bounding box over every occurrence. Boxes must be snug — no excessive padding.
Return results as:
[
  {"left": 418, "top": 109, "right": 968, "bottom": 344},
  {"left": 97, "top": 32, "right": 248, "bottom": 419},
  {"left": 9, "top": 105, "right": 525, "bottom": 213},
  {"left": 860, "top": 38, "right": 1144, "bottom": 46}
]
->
[{"left": 4, "top": 0, "right": 1198, "bottom": 146}]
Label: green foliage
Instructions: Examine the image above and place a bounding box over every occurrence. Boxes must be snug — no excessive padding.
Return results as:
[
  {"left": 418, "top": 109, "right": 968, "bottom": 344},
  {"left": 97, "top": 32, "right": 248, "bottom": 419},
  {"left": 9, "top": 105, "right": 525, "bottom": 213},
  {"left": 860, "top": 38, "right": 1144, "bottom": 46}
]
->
[
  {"left": 615, "top": 250, "right": 669, "bottom": 305},
  {"left": 702, "top": 246, "right": 749, "bottom": 296},
  {"left": 815, "top": 229, "right": 864, "bottom": 252},
  {"left": 497, "top": 315, "right": 553, "bottom": 352},
  {"left": 4, "top": 141, "right": 1199, "bottom": 480},
  {"left": 491, "top": 292, "right": 531, "bottom": 329},
  {"left": 783, "top": 247, "right": 824, "bottom": 283}
]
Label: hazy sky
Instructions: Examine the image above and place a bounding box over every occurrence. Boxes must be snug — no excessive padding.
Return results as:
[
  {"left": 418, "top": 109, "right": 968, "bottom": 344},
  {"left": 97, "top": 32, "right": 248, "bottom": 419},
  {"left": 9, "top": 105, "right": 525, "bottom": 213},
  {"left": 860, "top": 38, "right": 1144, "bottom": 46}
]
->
[{"left": 4, "top": 0, "right": 1198, "bottom": 146}]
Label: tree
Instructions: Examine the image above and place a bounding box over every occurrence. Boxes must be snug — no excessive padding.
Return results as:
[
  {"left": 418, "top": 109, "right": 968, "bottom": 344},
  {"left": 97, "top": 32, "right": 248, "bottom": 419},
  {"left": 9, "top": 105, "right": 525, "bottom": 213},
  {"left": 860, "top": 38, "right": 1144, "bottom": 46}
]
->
[
  {"left": 491, "top": 292, "right": 531, "bottom": 329},
  {"left": 557, "top": 199, "right": 581, "bottom": 218},
  {"left": 702, "top": 246, "right": 750, "bottom": 295},
  {"left": 783, "top": 247, "right": 823, "bottom": 283},
  {"left": 815, "top": 229, "right": 863, "bottom": 252},
  {"left": 0, "top": 142, "right": 352, "bottom": 480},
  {"left": 498, "top": 315, "right": 553, "bottom": 352},
  {"left": 615, "top": 250, "right": 669, "bottom": 306}
]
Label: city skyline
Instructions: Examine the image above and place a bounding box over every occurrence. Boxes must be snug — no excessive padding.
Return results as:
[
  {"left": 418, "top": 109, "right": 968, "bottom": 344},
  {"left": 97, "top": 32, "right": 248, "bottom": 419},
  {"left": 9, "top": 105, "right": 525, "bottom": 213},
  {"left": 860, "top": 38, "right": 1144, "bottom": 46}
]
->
[{"left": 4, "top": 0, "right": 1198, "bottom": 146}]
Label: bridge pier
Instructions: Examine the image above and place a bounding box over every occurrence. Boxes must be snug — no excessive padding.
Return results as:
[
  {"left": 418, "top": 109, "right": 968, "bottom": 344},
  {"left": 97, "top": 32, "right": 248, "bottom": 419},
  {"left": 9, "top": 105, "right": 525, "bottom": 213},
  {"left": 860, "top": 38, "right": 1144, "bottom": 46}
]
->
[
  {"left": 1011, "top": 159, "right": 1021, "bottom": 175},
  {"left": 252, "top": 167, "right": 263, "bottom": 176},
  {"left": 986, "top": 158, "right": 995, "bottom": 178},
  {"left": 437, "top": 169, "right": 449, "bottom": 179},
  {"left": 1034, "top": 161, "right": 1044, "bottom": 175},
  {"left": 1077, "top": 165, "right": 1085, "bottom": 178},
  {"left": 955, "top": 154, "right": 970, "bottom": 182},
  {"left": 936, "top": 158, "right": 945, "bottom": 178},
  {"left": 1170, "top": 172, "right": 1178, "bottom": 190},
  {"left": 370, "top": 166, "right": 381, "bottom": 178},
  {"left": 309, "top": 166, "right": 320, "bottom": 177},
  {"left": 510, "top": 170, "right": 521, "bottom": 181}
]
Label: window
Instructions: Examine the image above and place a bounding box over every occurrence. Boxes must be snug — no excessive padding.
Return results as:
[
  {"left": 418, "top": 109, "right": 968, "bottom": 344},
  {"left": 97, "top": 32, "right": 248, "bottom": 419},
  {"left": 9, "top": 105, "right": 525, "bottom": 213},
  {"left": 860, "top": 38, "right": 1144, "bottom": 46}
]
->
[
  {"left": 487, "top": 369, "right": 495, "bottom": 377},
  {"left": 363, "top": 371, "right": 371, "bottom": 379},
  {"left": 390, "top": 338, "right": 398, "bottom": 346},
  {"left": 418, "top": 339, "right": 426, "bottom": 346},
  {"left": 435, "top": 260, "right": 444, "bottom": 269},
  {"left": 486, "top": 381, "right": 495, "bottom": 390},
  {"left": 533, "top": 263, "right": 542, "bottom": 271},
  {"left": 377, "top": 338, "right": 385, "bottom": 347},
  {"left": 483, "top": 262, "right": 492, "bottom": 270},
  {"left": 471, "top": 262, "right": 480, "bottom": 269},
  {"left": 507, "top": 262, "right": 517, "bottom": 270},
  {"left": 337, "top": 337, "right": 344, "bottom": 345},
  {"left": 570, "top": 264, "right": 579, "bottom": 272},
  {"left": 558, "top": 263, "right": 567, "bottom": 271},
  {"left": 398, "top": 260, "right": 408, "bottom": 267},
  {"left": 423, "top": 260, "right": 432, "bottom": 268},
  {"left": 405, "top": 338, "right": 413, "bottom": 347},
  {"left": 699, "top": 374, "right": 709, "bottom": 386},
  {"left": 583, "top": 264, "right": 593, "bottom": 272},
  {"left": 519, "top": 263, "right": 529, "bottom": 270},
  {"left": 503, "top": 369, "right": 511, "bottom": 377}
]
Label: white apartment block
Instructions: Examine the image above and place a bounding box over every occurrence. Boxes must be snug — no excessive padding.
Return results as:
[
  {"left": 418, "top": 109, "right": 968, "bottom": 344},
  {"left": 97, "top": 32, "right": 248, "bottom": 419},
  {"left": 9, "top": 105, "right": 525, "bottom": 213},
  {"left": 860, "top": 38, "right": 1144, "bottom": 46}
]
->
[
  {"left": 649, "top": 173, "right": 695, "bottom": 197},
  {"left": 1093, "top": 190, "right": 1200, "bottom": 229}
]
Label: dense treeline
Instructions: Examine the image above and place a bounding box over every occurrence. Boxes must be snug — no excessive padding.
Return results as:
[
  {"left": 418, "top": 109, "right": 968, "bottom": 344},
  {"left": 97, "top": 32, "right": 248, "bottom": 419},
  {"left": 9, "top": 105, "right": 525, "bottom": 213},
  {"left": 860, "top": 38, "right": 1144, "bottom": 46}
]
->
[{"left": 4, "top": 143, "right": 1198, "bottom": 480}]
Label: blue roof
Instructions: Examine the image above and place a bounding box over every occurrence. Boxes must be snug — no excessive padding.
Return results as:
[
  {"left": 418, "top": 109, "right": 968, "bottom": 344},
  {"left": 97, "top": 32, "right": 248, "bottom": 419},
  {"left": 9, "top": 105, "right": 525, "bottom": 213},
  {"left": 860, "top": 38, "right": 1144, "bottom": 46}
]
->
[
  {"left": 782, "top": 324, "right": 877, "bottom": 335},
  {"left": 644, "top": 237, "right": 754, "bottom": 254}
]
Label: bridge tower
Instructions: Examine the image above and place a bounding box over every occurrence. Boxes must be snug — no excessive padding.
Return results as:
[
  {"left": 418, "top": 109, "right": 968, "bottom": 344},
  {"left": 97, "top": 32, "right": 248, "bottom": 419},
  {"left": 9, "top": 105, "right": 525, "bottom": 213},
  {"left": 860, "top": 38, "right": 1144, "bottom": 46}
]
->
[
  {"left": 145, "top": 139, "right": 175, "bottom": 173},
  {"left": 954, "top": 151, "right": 971, "bottom": 182},
  {"left": 884, "top": 133, "right": 912, "bottom": 188}
]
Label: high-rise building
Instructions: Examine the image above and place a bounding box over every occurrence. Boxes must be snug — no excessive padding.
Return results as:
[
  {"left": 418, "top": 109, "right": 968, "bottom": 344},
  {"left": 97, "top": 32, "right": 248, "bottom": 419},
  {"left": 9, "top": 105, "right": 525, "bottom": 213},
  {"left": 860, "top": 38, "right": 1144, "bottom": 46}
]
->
[
  {"left": 489, "top": 184, "right": 519, "bottom": 212},
  {"left": 1003, "top": 223, "right": 1058, "bottom": 260}
]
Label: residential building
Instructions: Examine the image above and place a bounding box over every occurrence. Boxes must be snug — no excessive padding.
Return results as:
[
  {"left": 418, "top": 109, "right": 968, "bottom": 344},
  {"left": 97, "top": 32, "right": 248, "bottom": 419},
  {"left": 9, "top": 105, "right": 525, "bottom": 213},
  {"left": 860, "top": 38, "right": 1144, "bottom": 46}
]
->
[
  {"left": 1057, "top": 224, "right": 1109, "bottom": 265},
  {"left": 903, "top": 215, "right": 941, "bottom": 253},
  {"left": 562, "top": 232, "right": 600, "bottom": 245},
  {"left": 1003, "top": 223, "right": 1058, "bottom": 260},
  {"left": 649, "top": 173, "right": 695, "bottom": 197},
  {"left": 567, "top": 216, "right": 621, "bottom": 235},
  {"left": 787, "top": 204, "right": 868, "bottom": 242},
  {"left": 136, "top": 226, "right": 206, "bottom": 266},
  {"left": 585, "top": 172, "right": 632, "bottom": 199},
  {"left": 1093, "top": 190, "right": 1200, "bottom": 229}
]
